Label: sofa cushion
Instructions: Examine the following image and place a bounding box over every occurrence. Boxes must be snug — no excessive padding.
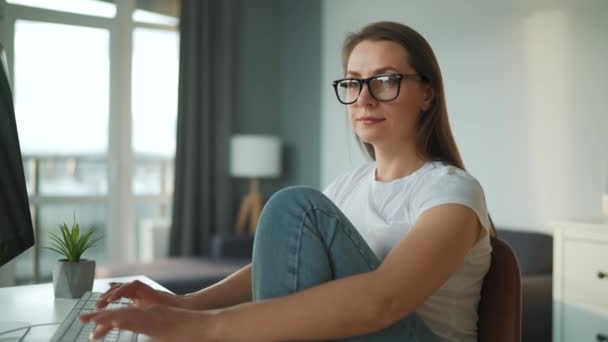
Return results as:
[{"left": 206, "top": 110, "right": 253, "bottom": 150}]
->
[
  {"left": 497, "top": 229, "right": 553, "bottom": 276},
  {"left": 211, "top": 233, "right": 254, "bottom": 259}
]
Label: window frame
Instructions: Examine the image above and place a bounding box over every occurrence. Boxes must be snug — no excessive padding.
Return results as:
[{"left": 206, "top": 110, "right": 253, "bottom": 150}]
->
[{"left": 0, "top": 0, "right": 178, "bottom": 282}]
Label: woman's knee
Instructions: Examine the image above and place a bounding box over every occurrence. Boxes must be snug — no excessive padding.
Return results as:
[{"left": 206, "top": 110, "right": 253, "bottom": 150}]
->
[
  {"left": 265, "top": 186, "right": 331, "bottom": 211},
  {"left": 256, "top": 186, "right": 334, "bottom": 237}
]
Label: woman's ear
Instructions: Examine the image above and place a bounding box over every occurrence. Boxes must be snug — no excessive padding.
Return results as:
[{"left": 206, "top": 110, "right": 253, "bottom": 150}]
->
[{"left": 421, "top": 85, "right": 434, "bottom": 112}]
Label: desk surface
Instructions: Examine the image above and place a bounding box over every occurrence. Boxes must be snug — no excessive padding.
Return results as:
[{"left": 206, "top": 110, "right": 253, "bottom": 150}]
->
[{"left": 0, "top": 275, "right": 169, "bottom": 341}]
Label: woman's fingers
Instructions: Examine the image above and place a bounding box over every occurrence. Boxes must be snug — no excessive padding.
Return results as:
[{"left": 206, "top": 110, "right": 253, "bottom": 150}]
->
[
  {"left": 79, "top": 311, "right": 100, "bottom": 322},
  {"left": 91, "top": 322, "right": 114, "bottom": 339},
  {"left": 81, "top": 307, "right": 154, "bottom": 339},
  {"left": 101, "top": 314, "right": 148, "bottom": 337},
  {"left": 97, "top": 282, "right": 138, "bottom": 308},
  {"left": 97, "top": 281, "right": 162, "bottom": 309},
  {"left": 97, "top": 283, "right": 123, "bottom": 308},
  {"left": 107, "top": 282, "right": 123, "bottom": 290}
]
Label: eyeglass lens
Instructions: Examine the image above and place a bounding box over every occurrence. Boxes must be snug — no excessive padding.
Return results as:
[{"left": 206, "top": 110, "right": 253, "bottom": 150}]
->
[{"left": 336, "top": 75, "right": 400, "bottom": 103}]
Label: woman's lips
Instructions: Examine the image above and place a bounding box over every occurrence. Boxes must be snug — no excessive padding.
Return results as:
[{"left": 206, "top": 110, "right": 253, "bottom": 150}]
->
[{"left": 358, "top": 117, "right": 385, "bottom": 125}]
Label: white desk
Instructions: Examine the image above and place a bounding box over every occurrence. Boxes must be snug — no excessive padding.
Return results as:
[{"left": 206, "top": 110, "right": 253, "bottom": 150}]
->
[{"left": 0, "top": 275, "right": 170, "bottom": 341}]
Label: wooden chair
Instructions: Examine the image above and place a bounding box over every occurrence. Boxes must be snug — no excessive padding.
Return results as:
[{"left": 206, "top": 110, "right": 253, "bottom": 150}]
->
[{"left": 478, "top": 237, "right": 522, "bottom": 342}]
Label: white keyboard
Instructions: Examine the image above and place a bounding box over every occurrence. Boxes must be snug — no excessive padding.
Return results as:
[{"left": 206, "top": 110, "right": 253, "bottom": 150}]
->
[{"left": 50, "top": 291, "right": 137, "bottom": 342}]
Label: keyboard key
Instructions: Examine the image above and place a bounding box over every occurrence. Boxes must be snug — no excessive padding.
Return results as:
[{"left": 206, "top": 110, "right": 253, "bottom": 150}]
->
[
  {"left": 83, "top": 300, "right": 98, "bottom": 310},
  {"left": 50, "top": 291, "right": 139, "bottom": 342}
]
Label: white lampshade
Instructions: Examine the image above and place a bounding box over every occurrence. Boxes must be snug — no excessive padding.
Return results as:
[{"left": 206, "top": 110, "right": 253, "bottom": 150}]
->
[{"left": 230, "top": 134, "right": 282, "bottom": 178}]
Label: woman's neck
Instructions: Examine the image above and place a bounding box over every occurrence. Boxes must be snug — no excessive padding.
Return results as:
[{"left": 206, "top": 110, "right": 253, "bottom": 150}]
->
[{"left": 373, "top": 144, "right": 427, "bottom": 182}]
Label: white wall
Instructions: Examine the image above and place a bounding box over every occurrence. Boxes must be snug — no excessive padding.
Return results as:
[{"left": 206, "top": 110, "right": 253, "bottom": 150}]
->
[{"left": 321, "top": 0, "right": 608, "bottom": 232}]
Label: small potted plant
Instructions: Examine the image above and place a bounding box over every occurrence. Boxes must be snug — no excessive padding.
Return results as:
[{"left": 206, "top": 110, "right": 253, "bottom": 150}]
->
[{"left": 47, "top": 214, "right": 102, "bottom": 298}]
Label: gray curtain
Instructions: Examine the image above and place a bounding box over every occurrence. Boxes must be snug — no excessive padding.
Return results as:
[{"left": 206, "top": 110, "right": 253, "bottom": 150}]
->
[{"left": 170, "top": 0, "right": 236, "bottom": 257}]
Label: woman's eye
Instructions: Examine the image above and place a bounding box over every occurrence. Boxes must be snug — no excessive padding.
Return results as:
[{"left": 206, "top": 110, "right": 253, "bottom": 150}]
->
[
  {"left": 341, "top": 80, "right": 359, "bottom": 89},
  {"left": 374, "top": 77, "right": 393, "bottom": 88}
]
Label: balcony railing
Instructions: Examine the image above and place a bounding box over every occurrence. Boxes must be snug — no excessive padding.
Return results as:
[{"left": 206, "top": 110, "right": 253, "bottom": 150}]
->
[{"left": 19, "top": 154, "right": 174, "bottom": 283}]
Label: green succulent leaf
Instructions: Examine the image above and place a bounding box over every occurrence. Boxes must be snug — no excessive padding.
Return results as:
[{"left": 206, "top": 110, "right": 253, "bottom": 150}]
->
[
  {"left": 49, "top": 233, "right": 66, "bottom": 249},
  {"left": 46, "top": 214, "right": 103, "bottom": 263},
  {"left": 45, "top": 246, "right": 67, "bottom": 256},
  {"left": 74, "top": 224, "right": 80, "bottom": 244}
]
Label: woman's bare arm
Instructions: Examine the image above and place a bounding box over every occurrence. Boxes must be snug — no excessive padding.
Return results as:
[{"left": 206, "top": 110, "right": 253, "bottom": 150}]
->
[
  {"left": 84, "top": 205, "right": 481, "bottom": 341},
  {"left": 203, "top": 204, "right": 481, "bottom": 341},
  {"left": 179, "top": 263, "right": 252, "bottom": 310}
]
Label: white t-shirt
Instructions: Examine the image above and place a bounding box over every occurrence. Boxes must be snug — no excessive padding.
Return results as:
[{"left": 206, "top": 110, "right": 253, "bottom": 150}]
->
[{"left": 323, "top": 161, "right": 492, "bottom": 342}]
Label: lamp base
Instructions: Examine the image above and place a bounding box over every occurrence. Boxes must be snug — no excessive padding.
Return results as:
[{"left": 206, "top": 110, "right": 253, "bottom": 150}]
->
[{"left": 234, "top": 178, "right": 264, "bottom": 234}]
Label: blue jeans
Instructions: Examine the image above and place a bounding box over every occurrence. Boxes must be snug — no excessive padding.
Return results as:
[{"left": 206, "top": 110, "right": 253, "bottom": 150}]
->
[{"left": 252, "top": 186, "right": 439, "bottom": 342}]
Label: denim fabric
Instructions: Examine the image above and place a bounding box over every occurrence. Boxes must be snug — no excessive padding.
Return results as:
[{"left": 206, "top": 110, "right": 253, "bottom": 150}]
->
[{"left": 252, "top": 186, "right": 439, "bottom": 342}]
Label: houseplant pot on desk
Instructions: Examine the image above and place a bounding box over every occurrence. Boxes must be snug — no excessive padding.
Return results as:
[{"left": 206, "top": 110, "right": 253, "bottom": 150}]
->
[{"left": 47, "top": 216, "right": 102, "bottom": 298}]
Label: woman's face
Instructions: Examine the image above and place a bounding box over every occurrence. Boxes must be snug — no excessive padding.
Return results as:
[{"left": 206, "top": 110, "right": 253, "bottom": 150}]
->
[{"left": 345, "top": 40, "right": 431, "bottom": 149}]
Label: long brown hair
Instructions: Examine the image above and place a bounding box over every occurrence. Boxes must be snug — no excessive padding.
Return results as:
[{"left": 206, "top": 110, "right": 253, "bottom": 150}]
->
[
  {"left": 342, "top": 21, "right": 463, "bottom": 169},
  {"left": 342, "top": 21, "right": 497, "bottom": 237}
]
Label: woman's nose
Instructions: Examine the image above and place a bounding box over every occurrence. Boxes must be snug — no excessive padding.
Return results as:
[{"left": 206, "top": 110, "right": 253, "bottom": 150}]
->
[{"left": 356, "top": 82, "right": 377, "bottom": 106}]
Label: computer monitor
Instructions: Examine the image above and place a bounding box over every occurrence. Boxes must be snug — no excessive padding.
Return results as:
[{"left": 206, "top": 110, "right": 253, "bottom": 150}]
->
[{"left": 0, "top": 42, "right": 35, "bottom": 269}]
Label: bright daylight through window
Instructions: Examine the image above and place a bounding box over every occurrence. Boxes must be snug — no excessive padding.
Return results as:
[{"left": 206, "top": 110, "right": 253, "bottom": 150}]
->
[{"left": 2, "top": 0, "right": 180, "bottom": 283}]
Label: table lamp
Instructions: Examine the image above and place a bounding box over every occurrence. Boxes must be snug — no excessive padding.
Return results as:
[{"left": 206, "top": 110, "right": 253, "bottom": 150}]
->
[{"left": 230, "top": 134, "right": 281, "bottom": 234}]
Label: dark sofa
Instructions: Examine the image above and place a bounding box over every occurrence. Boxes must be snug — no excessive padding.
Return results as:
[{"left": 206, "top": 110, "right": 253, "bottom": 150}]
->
[{"left": 498, "top": 229, "right": 553, "bottom": 342}]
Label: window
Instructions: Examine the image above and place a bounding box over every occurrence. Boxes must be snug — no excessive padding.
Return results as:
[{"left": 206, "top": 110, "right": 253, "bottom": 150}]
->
[
  {"left": 1, "top": 0, "right": 180, "bottom": 283},
  {"left": 132, "top": 26, "right": 179, "bottom": 198},
  {"left": 6, "top": 0, "right": 116, "bottom": 17}
]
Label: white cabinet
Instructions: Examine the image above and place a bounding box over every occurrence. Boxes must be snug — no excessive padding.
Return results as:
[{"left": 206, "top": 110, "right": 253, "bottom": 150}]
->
[{"left": 553, "top": 221, "right": 608, "bottom": 342}]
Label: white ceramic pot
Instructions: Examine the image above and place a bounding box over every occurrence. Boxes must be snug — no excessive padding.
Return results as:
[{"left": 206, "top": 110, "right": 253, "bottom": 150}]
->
[{"left": 52, "top": 259, "right": 95, "bottom": 298}]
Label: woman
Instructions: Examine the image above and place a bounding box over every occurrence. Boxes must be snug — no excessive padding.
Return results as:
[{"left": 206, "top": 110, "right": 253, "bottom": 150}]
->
[{"left": 82, "top": 21, "right": 493, "bottom": 342}]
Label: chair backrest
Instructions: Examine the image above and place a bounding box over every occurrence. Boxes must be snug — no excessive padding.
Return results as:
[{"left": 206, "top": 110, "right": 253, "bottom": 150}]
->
[{"left": 478, "top": 236, "right": 522, "bottom": 342}]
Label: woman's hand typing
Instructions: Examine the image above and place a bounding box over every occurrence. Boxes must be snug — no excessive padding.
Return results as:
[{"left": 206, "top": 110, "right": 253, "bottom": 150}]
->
[
  {"left": 80, "top": 305, "right": 220, "bottom": 341},
  {"left": 96, "top": 280, "right": 187, "bottom": 309}
]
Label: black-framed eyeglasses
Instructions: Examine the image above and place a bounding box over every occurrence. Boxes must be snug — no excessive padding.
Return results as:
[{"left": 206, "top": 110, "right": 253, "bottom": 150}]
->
[{"left": 332, "top": 73, "right": 423, "bottom": 105}]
